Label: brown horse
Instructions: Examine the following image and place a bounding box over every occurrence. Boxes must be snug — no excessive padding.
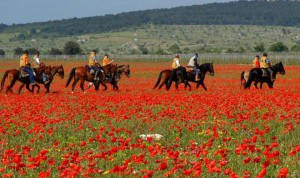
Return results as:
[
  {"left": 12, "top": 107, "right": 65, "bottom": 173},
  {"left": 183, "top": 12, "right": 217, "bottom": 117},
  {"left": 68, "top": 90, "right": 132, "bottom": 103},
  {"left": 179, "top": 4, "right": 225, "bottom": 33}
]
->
[
  {"left": 87, "top": 64, "right": 130, "bottom": 90},
  {"left": 100, "top": 64, "right": 119, "bottom": 90},
  {"left": 32, "top": 65, "right": 65, "bottom": 93},
  {"left": 1, "top": 66, "right": 52, "bottom": 94},
  {"left": 65, "top": 65, "right": 106, "bottom": 93}
]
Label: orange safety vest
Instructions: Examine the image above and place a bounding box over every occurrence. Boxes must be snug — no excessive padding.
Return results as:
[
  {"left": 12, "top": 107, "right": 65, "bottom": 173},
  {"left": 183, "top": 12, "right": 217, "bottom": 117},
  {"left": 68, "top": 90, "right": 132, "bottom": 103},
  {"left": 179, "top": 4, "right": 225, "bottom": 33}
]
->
[
  {"left": 20, "top": 54, "right": 29, "bottom": 67},
  {"left": 103, "top": 56, "right": 110, "bottom": 66}
]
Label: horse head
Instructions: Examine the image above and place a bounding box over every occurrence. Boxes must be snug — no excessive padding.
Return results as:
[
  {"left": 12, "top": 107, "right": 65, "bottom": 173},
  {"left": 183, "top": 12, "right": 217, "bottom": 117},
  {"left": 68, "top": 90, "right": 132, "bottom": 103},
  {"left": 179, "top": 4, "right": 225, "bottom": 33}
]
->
[
  {"left": 209, "top": 63, "right": 215, "bottom": 76},
  {"left": 56, "top": 65, "right": 65, "bottom": 79},
  {"left": 118, "top": 65, "right": 131, "bottom": 78},
  {"left": 277, "top": 62, "right": 286, "bottom": 75}
]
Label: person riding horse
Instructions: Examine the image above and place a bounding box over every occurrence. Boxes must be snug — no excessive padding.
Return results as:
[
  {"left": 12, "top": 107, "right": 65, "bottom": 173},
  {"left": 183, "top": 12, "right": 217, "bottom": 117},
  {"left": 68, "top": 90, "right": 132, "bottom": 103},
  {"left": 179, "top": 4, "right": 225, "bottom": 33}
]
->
[
  {"left": 20, "top": 50, "right": 36, "bottom": 85},
  {"left": 102, "top": 54, "right": 114, "bottom": 81},
  {"left": 33, "top": 51, "right": 50, "bottom": 84},
  {"left": 168, "top": 54, "right": 181, "bottom": 86},
  {"left": 253, "top": 55, "right": 260, "bottom": 69},
  {"left": 260, "top": 52, "right": 274, "bottom": 81},
  {"left": 187, "top": 53, "right": 200, "bottom": 81},
  {"left": 88, "top": 50, "right": 102, "bottom": 81}
]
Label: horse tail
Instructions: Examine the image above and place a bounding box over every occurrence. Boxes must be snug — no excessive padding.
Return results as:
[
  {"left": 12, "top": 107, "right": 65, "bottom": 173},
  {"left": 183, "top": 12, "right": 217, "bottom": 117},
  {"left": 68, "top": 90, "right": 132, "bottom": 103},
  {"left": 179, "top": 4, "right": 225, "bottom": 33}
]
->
[
  {"left": 0, "top": 70, "right": 9, "bottom": 92},
  {"left": 66, "top": 67, "right": 76, "bottom": 87},
  {"left": 240, "top": 71, "right": 245, "bottom": 89},
  {"left": 153, "top": 71, "right": 163, "bottom": 89}
]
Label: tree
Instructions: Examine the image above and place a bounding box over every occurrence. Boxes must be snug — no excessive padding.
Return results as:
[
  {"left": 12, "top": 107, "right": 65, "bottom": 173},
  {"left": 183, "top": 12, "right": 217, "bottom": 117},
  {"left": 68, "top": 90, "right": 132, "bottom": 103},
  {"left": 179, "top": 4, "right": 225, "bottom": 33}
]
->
[
  {"left": 14, "top": 47, "right": 24, "bottom": 55},
  {"left": 168, "top": 44, "right": 182, "bottom": 54},
  {"left": 290, "top": 45, "right": 300, "bottom": 52},
  {"left": 28, "top": 48, "right": 38, "bottom": 55},
  {"left": 48, "top": 48, "right": 63, "bottom": 55},
  {"left": 269, "top": 42, "right": 288, "bottom": 52},
  {"left": 254, "top": 43, "right": 265, "bottom": 52},
  {"left": 0, "top": 49, "right": 5, "bottom": 55},
  {"left": 139, "top": 45, "right": 149, "bottom": 55},
  {"left": 63, "top": 41, "right": 82, "bottom": 55}
]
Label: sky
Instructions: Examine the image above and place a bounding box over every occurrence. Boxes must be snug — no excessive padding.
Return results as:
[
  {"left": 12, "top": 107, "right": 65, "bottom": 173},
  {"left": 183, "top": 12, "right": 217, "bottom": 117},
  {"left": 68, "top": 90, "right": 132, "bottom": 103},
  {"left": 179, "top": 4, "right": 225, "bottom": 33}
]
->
[{"left": 0, "top": 0, "right": 230, "bottom": 25}]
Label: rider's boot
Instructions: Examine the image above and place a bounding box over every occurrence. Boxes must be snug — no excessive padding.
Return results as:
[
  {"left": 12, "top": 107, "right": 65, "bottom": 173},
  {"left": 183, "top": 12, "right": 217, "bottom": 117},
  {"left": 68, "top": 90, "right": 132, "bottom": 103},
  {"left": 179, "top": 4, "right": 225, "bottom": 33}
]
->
[{"left": 94, "top": 71, "right": 99, "bottom": 81}]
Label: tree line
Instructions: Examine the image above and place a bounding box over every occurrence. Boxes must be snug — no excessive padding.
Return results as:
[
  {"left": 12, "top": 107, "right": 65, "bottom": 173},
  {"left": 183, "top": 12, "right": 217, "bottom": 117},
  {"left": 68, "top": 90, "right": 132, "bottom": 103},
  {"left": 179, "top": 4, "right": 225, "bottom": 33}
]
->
[{"left": 1, "top": 1, "right": 300, "bottom": 38}]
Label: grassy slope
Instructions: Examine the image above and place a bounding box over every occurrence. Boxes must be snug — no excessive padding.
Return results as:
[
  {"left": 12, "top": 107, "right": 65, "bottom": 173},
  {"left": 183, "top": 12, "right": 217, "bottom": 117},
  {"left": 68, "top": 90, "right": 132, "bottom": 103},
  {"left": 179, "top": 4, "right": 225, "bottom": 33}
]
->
[{"left": 1, "top": 25, "right": 300, "bottom": 54}]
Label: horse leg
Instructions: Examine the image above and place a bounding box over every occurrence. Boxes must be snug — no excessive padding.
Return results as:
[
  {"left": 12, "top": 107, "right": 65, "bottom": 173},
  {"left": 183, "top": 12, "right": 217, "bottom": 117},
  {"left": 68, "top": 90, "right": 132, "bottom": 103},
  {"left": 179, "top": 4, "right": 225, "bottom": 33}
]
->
[
  {"left": 101, "top": 83, "right": 107, "bottom": 91},
  {"left": 36, "top": 84, "right": 40, "bottom": 93},
  {"left": 71, "top": 79, "right": 79, "bottom": 93},
  {"left": 6, "top": 79, "right": 17, "bottom": 94},
  {"left": 267, "top": 82, "right": 273, "bottom": 89},
  {"left": 79, "top": 80, "right": 85, "bottom": 93},
  {"left": 19, "top": 83, "right": 26, "bottom": 94},
  {"left": 254, "top": 81, "right": 259, "bottom": 89},
  {"left": 200, "top": 81, "right": 207, "bottom": 91}
]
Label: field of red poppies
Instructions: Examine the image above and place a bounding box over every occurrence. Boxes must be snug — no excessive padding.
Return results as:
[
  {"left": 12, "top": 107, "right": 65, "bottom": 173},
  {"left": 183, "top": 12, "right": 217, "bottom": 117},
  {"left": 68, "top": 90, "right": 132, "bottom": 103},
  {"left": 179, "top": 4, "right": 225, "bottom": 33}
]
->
[{"left": 0, "top": 60, "right": 299, "bottom": 177}]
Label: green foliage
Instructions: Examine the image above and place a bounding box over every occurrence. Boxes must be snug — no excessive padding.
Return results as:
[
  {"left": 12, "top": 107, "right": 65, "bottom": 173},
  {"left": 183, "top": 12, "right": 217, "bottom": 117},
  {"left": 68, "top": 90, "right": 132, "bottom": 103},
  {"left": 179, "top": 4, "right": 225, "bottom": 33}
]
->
[
  {"left": 254, "top": 43, "right": 265, "bottom": 52},
  {"left": 269, "top": 42, "right": 289, "bottom": 52},
  {"left": 168, "top": 44, "right": 182, "bottom": 54},
  {"left": 0, "top": 49, "right": 5, "bottom": 55},
  {"left": 290, "top": 45, "right": 300, "bottom": 52},
  {"left": 63, "top": 41, "right": 82, "bottom": 55},
  {"left": 28, "top": 48, "right": 38, "bottom": 55},
  {"left": 48, "top": 48, "right": 63, "bottom": 55},
  {"left": 155, "top": 47, "right": 167, "bottom": 55},
  {"left": 13, "top": 47, "right": 23, "bottom": 55},
  {"left": 2, "top": 1, "right": 300, "bottom": 37},
  {"left": 139, "top": 45, "right": 149, "bottom": 55}
]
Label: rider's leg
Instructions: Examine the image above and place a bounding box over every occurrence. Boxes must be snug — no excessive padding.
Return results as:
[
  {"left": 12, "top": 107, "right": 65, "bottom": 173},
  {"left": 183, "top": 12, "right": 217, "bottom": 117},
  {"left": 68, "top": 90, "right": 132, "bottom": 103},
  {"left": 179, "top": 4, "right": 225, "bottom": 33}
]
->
[
  {"left": 24, "top": 67, "right": 35, "bottom": 84},
  {"left": 194, "top": 66, "right": 199, "bottom": 81}
]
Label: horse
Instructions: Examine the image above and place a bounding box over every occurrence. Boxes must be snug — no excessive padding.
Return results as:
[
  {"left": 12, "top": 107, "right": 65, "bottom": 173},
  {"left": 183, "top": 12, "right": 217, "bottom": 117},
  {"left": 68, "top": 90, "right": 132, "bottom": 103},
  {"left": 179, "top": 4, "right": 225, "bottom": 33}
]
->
[
  {"left": 153, "top": 66, "right": 191, "bottom": 91},
  {"left": 98, "top": 63, "right": 119, "bottom": 90},
  {"left": 153, "top": 63, "right": 214, "bottom": 91},
  {"left": 65, "top": 65, "right": 106, "bottom": 93},
  {"left": 32, "top": 65, "right": 65, "bottom": 93},
  {"left": 87, "top": 64, "right": 130, "bottom": 90},
  {"left": 1, "top": 66, "right": 51, "bottom": 94},
  {"left": 185, "top": 63, "right": 215, "bottom": 91},
  {"left": 244, "top": 62, "right": 286, "bottom": 89}
]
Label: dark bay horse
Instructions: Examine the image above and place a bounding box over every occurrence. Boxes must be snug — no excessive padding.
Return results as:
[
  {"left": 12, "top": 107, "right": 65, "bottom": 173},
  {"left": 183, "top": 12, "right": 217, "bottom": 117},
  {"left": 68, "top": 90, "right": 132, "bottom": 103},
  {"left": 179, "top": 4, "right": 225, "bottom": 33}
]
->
[
  {"left": 244, "top": 62, "right": 286, "bottom": 89},
  {"left": 65, "top": 65, "right": 106, "bottom": 93},
  {"left": 87, "top": 64, "right": 130, "bottom": 90},
  {"left": 1, "top": 66, "right": 51, "bottom": 94},
  {"left": 153, "top": 66, "right": 191, "bottom": 91},
  {"left": 100, "top": 64, "right": 119, "bottom": 90},
  {"left": 32, "top": 65, "right": 65, "bottom": 93},
  {"left": 185, "top": 63, "right": 215, "bottom": 90},
  {"left": 153, "top": 63, "right": 214, "bottom": 91}
]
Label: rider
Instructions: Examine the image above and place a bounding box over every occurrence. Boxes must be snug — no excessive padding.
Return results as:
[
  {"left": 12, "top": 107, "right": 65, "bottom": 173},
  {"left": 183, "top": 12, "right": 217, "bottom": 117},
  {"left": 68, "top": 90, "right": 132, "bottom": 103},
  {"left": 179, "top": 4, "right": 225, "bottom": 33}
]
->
[
  {"left": 252, "top": 55, "right": 260, "bottom": 68},
  {"left": 168, "top": 54, "right": 181, "bottom": 85},
  {"left": 20, "top": 50, "right": 36, "bottom": 85},
  {"left": 102, "top": 54, "right": 114, "bottom": 80},
  {"left": 33, "top": 51, "right": 49, "bottom": 84},
  {"left": 260, "top": 52, "right": 274, "bottom": 81},
  {"left": 102, "top": 54, "right": 113, "bottom": 66},
  {"left": 88, "top": 49, "right": 102, "bottom": 81},
  {"left": 187, "top": 53, "right": 200, "bottom": 81}
]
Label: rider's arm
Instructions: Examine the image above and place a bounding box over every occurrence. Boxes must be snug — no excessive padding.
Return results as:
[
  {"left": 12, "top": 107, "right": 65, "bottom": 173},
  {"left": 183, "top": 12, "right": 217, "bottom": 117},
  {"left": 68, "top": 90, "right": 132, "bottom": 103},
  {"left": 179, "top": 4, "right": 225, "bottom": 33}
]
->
[{"left": 176, "top": 59, "right": 180, "bottom": 67}]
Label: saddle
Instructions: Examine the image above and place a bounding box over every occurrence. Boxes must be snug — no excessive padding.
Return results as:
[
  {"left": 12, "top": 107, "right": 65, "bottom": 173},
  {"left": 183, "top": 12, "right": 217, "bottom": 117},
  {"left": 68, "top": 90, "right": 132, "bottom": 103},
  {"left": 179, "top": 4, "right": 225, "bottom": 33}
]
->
[
  {"left": 261, "top": 68, "right": 269, "bottom": 77},
  {"left": 186, "top": 66, "right": 193, "bottom": 72},
  {"left": 19, "top": 67, "right": 29, "bottom": 78},
  {"left": 85, "top": 65, "right": 95, "bottom": 75}
]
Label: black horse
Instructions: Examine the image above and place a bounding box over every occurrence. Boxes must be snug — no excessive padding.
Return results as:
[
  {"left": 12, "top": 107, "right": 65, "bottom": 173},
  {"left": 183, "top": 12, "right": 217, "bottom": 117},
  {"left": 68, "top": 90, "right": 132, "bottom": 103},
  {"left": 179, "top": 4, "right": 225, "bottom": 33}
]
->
[
  {"left": 185, "top": 63, "right": 215, "bottom": 90},
  {"left": 154, "top": 63, "right": 214, "bottom": 91},
  {"left": 244, "top": 62, "right": 286, "bottom": 89}
]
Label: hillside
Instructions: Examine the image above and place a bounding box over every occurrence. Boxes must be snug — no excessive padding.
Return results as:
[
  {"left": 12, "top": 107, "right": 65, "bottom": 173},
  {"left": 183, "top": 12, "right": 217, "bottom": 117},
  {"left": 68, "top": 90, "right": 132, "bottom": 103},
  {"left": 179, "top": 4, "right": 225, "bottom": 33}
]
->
[
  {"left": 1, "top": 1, "right": 300, "bottom": 38},
  {"left": 1, "top": 25, "right": 300, "bottom": 55}
]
